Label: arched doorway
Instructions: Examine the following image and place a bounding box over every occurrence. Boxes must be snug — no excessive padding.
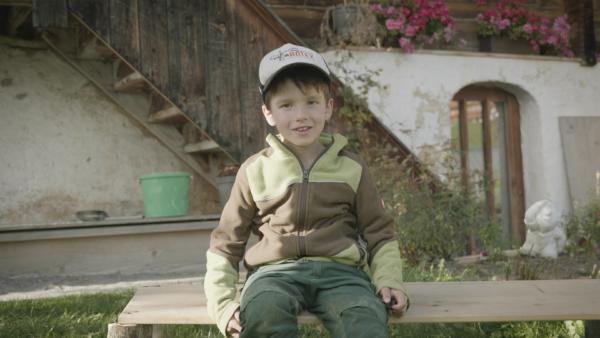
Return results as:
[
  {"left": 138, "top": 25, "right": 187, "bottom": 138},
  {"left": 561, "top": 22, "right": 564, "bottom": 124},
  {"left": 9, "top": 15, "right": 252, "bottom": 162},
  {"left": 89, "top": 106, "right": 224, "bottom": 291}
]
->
[{"left": 451, "top": 86, "right": 525, "bottom": 246}]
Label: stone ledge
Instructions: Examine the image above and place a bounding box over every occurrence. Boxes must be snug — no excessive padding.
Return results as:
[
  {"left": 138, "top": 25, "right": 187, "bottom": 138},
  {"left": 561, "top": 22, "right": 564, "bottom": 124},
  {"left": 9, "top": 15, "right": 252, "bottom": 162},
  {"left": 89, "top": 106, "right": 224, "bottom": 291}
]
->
[{"left": 0, "top": 215, "right": 220, "bottom": 242}]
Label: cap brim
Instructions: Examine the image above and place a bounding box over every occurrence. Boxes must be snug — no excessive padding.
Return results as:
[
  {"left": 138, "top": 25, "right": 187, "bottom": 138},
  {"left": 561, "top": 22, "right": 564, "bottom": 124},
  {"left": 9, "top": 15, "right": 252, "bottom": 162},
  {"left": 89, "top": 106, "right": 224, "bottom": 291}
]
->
[{"left": 260, "top": 63, "right": 331, "bottom": 102}]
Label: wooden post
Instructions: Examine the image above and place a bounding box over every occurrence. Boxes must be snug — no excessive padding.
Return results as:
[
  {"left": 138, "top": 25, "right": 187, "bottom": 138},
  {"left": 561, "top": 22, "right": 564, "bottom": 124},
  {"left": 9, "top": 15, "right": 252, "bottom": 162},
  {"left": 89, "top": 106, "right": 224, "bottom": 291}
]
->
[
  {"left": 583, "top": 0, "right": 597, "bottom": 66},
  {"left": 106, "top": 323, "right": 153, "bottom": 338},
  {"left": 481, "top": 100, "right": 495, "bottom": 222},
  {"left": 458, "top": 100, "right": 476, "bottom": 254},
  {"left": 585, "top": 320, "right": 600, "bottom": 338}
]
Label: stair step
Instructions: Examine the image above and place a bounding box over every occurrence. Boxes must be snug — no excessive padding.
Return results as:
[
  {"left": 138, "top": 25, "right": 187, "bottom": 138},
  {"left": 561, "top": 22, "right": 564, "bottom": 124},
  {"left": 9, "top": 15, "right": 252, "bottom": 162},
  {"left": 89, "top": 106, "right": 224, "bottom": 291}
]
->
[
  {"left": 148, "top": 106, "right": 184, "bottom": 123},
  {"left": 78, "top": 37, "right": 115, "bottom": 60},
  {"left": 113, "top": 72, "right": 146, "bottom": 92},
  {"left": 184, "top": 140, "right": 220, "bottom": 154}
]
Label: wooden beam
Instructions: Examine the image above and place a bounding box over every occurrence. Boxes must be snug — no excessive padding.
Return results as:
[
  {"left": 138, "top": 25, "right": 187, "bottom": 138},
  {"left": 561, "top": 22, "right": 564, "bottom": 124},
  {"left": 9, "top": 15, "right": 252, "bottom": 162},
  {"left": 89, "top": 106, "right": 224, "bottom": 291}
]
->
[{"left": 244, "top": 0, "right": 305, "bottom": 45}]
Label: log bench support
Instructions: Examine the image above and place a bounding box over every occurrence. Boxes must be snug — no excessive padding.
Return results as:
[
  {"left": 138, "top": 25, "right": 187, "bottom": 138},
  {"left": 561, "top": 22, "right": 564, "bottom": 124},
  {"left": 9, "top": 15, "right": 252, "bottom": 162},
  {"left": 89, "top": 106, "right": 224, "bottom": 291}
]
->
[{"left": 107, "top": 279, "right": 600, "bottom": 338}]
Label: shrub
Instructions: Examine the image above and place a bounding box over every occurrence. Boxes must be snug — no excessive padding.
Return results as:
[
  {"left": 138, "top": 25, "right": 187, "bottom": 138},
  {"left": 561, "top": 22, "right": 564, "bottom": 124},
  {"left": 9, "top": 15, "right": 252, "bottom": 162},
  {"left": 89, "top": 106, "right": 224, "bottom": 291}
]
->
[
  {"left": 354, "top": 139, "right": 493, "bottom": 265},
  {"left": 564, "top": 196, "right": 600, "bottom": 256}
]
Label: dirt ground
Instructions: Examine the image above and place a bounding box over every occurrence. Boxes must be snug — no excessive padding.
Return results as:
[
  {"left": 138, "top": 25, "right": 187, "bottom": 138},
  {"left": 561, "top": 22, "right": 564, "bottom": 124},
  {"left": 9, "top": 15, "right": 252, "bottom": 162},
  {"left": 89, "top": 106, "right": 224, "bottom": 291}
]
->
[{"left": 446, "top": 251, "right": 600, "bottom": 281}]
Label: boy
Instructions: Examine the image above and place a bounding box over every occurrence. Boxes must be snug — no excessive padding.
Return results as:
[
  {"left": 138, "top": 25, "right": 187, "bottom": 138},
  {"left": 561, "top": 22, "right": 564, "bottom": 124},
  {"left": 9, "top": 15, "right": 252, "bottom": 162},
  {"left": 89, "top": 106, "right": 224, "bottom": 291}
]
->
[{"left": 204, "top": 43, "right": 408, "bottom": 338}]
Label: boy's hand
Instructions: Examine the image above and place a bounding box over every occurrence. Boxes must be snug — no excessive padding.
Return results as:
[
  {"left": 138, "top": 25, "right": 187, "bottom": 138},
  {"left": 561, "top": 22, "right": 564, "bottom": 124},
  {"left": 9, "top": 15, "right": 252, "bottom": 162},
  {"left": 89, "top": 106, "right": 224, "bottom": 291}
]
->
[
  {"left": 226, "top": 310, "right": 242, "bottom": 338},
  {"left": 379, "top": 287, "right": 408, "bottom": 314}
]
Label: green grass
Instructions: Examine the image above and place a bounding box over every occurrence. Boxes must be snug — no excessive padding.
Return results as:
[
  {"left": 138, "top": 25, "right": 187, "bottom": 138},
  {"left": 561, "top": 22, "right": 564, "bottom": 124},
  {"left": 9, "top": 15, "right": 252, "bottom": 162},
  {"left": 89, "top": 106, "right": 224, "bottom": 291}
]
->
[
  {"left": 0, "top": 290, "right": 133, "bottom": 338},
  {"left": 0, "top": 280, "right": 583, "bottom": 338}
]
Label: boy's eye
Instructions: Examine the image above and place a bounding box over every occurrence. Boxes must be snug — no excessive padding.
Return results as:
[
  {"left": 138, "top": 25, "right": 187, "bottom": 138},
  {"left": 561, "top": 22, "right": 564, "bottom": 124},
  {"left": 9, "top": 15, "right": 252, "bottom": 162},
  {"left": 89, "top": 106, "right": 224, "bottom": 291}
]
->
[{"left": 280, "top": 103, "right": 292, "bottom": 109}]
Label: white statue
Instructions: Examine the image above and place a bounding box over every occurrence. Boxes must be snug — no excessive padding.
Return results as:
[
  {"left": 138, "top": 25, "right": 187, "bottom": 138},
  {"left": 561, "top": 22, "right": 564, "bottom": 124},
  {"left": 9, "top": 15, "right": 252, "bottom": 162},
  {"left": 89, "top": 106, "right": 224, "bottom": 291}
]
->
[{"left": 519, "top": 200, "right": 566, "bottom": 259}]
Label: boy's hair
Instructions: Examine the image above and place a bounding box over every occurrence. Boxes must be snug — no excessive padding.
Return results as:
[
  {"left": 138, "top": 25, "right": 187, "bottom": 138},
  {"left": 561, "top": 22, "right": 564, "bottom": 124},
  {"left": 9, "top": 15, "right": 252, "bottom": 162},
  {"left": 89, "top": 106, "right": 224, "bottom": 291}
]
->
[
  {"left": 263, "top": 66, "right": 331, "bottom": 108},
  {"left": 258, "top": 43, "right": 331, "bottom": 105}
]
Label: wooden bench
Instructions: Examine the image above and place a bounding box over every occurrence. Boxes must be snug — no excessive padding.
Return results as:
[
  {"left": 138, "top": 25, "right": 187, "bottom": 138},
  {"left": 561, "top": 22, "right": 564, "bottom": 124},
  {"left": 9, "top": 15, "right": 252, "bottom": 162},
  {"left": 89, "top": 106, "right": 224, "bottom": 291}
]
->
[{"left": 107, "top": 279, "right": 600, "bottom": 337}]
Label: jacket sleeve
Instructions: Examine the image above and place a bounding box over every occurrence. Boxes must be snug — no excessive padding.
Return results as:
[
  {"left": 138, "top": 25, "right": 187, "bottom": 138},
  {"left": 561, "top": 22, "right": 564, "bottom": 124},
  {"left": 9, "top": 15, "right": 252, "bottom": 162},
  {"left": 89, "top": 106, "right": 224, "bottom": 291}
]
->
[
  {"left": 355, "top": 161, "right": 408, "bottom": 297},
  {"left": 204, "top": 163, "right": 257, "bottom": 335}
]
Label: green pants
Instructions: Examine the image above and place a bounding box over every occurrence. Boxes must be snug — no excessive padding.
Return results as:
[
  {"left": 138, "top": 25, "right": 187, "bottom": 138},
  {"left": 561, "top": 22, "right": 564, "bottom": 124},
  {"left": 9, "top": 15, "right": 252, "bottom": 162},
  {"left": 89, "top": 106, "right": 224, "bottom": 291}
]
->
[{"left": 239, "top": 260, "right": 388, "bottom": 338}]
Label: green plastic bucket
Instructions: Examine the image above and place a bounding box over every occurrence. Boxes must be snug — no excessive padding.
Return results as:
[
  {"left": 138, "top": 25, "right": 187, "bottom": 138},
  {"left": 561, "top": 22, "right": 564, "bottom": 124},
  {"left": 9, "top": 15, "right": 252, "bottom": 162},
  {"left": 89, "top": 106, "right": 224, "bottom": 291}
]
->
[{"left": 139, "top": 172, "right": 191, "bottom": 218}]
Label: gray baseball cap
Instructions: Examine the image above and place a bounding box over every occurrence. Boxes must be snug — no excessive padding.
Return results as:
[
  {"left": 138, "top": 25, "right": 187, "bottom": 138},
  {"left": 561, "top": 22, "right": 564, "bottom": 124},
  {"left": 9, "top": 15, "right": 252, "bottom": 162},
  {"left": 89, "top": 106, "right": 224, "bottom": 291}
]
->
[{"left": 258, "top": 43, "right": 331, "bottom": 101}]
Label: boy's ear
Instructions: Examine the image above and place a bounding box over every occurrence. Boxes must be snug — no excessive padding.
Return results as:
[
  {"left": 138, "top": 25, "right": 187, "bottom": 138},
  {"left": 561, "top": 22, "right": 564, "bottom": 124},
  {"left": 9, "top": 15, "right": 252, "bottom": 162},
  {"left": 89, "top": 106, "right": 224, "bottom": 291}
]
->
[
  {"left": 262, "top": 104, "right": 276, "bottom": 127},
  {"left": 325, "top": 98, "right": 334, "bottom": 121}
]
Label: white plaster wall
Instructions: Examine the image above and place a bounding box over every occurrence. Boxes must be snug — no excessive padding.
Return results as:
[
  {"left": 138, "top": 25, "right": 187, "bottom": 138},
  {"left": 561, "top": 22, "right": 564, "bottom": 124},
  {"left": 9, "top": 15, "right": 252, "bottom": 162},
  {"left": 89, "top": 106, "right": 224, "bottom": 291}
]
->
[
  {"left": 0, "top": 45, "right": 219, "bottom": 225},
  {"left": 323, "top": 48, "right": 600, "bottom": 215}
]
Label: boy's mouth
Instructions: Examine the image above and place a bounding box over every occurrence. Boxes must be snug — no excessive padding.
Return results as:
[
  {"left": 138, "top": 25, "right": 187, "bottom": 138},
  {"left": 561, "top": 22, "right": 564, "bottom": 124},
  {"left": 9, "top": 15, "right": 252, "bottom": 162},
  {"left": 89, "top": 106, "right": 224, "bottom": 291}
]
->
[{"left": 293, "top": 126, "right": 312, "bottom": 133}]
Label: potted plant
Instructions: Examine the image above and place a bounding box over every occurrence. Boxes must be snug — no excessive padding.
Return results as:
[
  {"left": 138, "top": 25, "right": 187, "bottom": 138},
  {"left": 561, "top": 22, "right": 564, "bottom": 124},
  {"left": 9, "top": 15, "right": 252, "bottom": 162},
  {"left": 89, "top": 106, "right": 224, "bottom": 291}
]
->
[
  {"left": 321, "top": 0, "right": 379, "bottom": 46},
  {"left": 475, "top": 0, "right": 574, "bottom": 57},
  {"left": 371, "top": 0, "right": 456, "bottom": 53}
]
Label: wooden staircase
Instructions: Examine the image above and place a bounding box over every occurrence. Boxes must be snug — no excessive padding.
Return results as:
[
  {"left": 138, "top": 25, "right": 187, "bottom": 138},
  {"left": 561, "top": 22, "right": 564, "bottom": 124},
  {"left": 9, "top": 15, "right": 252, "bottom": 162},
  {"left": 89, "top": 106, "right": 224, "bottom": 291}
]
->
[
  {"left": 26, "top": 0, "right": 433, "bottom": 191},
  {"left": 41, "top": 19, "right": 236, "bottom": 189}
]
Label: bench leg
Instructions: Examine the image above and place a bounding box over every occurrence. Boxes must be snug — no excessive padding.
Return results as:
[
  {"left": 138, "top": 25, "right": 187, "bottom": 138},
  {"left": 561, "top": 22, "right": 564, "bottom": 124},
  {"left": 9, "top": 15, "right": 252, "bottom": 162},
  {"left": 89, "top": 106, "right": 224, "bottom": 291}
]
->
[
  {"left": 106, "top": 323, "right": 153, "bottom": 338},
  {"left": 585, "top": 320, "right": 600, "bottom": 338},
  {"left": 151, "top": 325, "right": 165, "bottom": 338}
]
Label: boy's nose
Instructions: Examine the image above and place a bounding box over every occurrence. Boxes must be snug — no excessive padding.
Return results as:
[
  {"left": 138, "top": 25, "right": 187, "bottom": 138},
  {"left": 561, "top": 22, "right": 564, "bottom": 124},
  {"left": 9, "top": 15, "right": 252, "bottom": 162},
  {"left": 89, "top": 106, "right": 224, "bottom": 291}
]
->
[{"left": 293, "top": 107, "right": 309, "bottom": 120}]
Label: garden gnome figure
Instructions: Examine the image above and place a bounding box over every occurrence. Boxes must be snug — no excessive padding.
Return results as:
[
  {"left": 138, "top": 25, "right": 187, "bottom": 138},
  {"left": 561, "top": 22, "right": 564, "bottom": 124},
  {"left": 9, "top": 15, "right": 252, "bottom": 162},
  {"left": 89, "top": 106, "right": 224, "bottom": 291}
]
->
[{"left": 519, "top": 200, "right": 567, "bottom": 259}]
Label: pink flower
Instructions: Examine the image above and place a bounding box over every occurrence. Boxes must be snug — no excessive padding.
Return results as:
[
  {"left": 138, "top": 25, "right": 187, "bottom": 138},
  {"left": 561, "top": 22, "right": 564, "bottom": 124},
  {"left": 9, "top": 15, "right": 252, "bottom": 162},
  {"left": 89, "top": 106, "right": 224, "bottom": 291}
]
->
[
  {"left": 563, "top": 49, "right": 575, "bottom": 58},
  {"left": 384, "top": 6, "right": 397, "bottom": 17},
  {"left": 371, "top": 4, "right": 384, "bottom": 14},
  {"left": 404, "top": 25, "right": 418, "bottom": 37},
  {"left": 399, "top": 37, "right": 415, "bottom": 52},
  {"left": 386, "top": 18, "right": 404, "bottom": 30},
  {"left": 497, "top": 18, "right": 511, "bottom": 30},
  {"left": 372, "top": 0, "right": 454, "bottom": 53},
  {"left": 530, "top": 40, "right": 540, "bottom": 52},
  {"left": 522, "top": 23, "right": 533, "bottom": 34},
  {"left": 443, "top": 26, "right": 454, "bottom": 42}
]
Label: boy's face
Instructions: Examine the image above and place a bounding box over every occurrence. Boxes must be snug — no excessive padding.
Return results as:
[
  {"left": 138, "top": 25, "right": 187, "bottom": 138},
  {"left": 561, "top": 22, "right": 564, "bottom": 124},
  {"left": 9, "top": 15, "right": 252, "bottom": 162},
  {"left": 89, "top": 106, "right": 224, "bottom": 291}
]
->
[{"left": 262, "top": 79, "right": 333, "bottom": 153}]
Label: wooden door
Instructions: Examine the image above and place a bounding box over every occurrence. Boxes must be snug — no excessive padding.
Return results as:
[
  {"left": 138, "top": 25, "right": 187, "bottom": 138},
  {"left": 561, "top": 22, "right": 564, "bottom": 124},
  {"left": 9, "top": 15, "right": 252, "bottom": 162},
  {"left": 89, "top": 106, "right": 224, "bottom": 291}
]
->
[{"left": 451, "top": 86, "right": 525, "bottom": 246}]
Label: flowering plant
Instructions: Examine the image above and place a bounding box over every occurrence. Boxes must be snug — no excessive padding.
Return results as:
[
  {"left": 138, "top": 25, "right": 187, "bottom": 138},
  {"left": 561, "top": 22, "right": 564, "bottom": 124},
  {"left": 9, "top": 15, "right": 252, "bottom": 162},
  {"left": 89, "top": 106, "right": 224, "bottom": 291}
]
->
[
  {"left": 475, "top": 0, "right": 574, "bottom": 57},
  {"left": 371, "top": 0, "right": 455, "bottom": 53}
]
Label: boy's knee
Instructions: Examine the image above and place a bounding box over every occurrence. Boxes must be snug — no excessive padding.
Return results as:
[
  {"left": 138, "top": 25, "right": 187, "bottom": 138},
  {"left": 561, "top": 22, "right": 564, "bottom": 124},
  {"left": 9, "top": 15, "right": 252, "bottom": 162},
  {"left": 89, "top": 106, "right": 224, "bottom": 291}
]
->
[
  {"left": 242, "top": 290, "right": 300, "bottom": 322},
  {"left": 340, "top": 305, "right": 386, "bottom": 323},
  {"left": 339, "top": 306, "right": 388, "bottom": 337},
  {"left": 241, "top": 290, "right": 300, "bottom": 337}
]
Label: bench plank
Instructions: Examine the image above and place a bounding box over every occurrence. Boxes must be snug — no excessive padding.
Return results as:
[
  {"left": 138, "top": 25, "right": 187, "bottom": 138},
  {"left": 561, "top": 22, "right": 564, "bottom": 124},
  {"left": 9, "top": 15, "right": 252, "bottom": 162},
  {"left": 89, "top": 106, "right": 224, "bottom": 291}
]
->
[{"left": 118, "top": 279, "right": 600, "bottom": 325}]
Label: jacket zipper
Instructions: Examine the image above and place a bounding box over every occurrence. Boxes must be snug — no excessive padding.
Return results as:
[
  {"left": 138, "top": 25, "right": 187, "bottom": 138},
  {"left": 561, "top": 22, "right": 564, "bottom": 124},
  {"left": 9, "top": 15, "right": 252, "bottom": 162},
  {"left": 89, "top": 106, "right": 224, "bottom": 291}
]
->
[
  {"left": 297, "top": 169, "right": 309, "bottom": 257},
  {"left": 272, "top": 134, "right": 334, "bottom": 258}
]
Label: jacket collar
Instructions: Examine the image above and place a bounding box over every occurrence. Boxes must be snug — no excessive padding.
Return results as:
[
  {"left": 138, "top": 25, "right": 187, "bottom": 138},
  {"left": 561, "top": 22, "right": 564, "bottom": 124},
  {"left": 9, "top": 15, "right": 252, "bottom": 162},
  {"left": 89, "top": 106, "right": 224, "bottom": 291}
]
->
[{"left": 266, "top": 132, "right": 348, "bottom": 158}]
